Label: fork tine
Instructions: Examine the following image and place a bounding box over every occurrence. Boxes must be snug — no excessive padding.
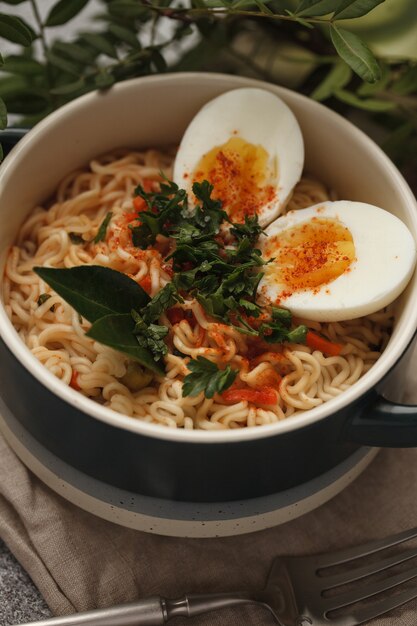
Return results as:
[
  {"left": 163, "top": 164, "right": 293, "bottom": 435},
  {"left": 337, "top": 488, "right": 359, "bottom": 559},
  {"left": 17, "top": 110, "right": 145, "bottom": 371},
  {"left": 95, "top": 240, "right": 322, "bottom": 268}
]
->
[
  {"left": 315, "top": 526, "right": 417, "bottom": 568},
  {"left": 349, "top": 586, "right": 417, "bottom": 625},
  {"left": 321, "top": 546, "right": 417, "bottom": 590},
  {"left": 323, "top": 564, "right": 417, "bottom": 611}
]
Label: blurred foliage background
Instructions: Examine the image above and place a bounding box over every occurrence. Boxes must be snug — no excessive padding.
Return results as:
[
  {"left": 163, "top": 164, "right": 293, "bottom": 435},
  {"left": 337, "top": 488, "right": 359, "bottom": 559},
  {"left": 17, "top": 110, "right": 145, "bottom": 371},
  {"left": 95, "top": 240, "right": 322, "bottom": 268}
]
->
[{"left": 0, "top": 0, "right": 415, "bottom": 189}]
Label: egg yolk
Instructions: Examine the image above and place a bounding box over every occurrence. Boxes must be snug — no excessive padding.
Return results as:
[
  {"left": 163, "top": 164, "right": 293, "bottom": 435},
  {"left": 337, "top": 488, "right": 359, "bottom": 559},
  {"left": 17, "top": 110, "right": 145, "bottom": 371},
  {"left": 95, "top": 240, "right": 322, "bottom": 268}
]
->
[
  {"left": 263, "top": 217, "right": 356, "bottom": 297},
  {"left": 192, "top": 136, "right": 277, "bottom": 222}
]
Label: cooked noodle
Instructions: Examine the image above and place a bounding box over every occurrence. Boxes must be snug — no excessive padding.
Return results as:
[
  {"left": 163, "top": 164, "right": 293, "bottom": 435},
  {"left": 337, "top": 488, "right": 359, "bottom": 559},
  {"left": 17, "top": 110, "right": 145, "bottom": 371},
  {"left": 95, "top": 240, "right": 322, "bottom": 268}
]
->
[{"left": 2, "top": 149, "right": 393, "bottom": 430}]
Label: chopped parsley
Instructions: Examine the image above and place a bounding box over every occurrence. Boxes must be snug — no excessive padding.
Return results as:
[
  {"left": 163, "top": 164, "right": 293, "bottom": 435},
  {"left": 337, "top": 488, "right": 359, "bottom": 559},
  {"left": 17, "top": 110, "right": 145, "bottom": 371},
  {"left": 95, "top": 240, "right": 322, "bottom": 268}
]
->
[
  {"left": 182, "top": 357, "right": 238, "bottom": 398},
  {"left": 68, "top": 212, "right": 113, "bottom": 246},
  {"left": 69, "top": 232, "right": 85, "bottom": 245},
  {"left": 259, "top": 306, "right": 308, "bottom": 344},
  {"left": 37, "top": 293, "right": 55, "bottom": 311},
  {"left": 93, "top": 211, "right": 113, "bottom": 243},
  {"left": 37, "top": 178, "right": 310, "bottom": 396},
  {"left": 141, "top": 283, "right": 183, "bottom": 325},
  {"left": 132, "top": 310, "right": 169, "bottom": 362}
]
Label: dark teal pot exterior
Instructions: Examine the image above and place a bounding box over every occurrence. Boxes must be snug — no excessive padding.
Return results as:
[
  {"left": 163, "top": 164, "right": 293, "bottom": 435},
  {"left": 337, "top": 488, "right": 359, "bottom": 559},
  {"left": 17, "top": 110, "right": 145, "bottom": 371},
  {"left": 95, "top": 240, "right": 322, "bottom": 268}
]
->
[{"left": 1, "top": 331, "right": 416, "bottom": 503}]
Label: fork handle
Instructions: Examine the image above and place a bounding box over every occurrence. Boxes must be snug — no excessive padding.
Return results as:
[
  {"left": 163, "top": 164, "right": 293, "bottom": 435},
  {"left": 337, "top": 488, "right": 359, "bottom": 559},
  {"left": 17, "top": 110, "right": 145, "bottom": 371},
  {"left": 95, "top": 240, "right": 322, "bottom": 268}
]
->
[{"left": 19, "top": 592, "right": 256, "bottom": 626}]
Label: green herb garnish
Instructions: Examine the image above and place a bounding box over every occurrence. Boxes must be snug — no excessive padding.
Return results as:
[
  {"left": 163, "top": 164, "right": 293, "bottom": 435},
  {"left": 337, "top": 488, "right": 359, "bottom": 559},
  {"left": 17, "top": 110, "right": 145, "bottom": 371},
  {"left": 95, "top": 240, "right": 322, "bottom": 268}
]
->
[
  {"left": 34, "top": 266, "right": 150, "bottom": 323},
  {"left": 182, "top": 357, "right": 238, "bottom": 398},
  {"left": 131, "top": 310, "right": 169, "bottom": 362},
  {"left": 230, "top": 215, "right": 266, "bottom": 244},
  {"left": 259, "top": 306, "right": 308, "bottom": 345},
  {"left": 93, "top": 211, "right": 113, "bottom": 244},
  {"left": 130, "top": 178, "right": 189, "bottom": 248},
  {"left": 69, "top": 232, "right": 85, "bottom": 245},
  {"left": 141, "top": 283, "right": 183, "bottom": 325},
  {"left": 86, "top": 313, "right": 164, "bottom": 374},
  {"left": 37, "top": 293, "right": 55, "bottom": 311},
  {"left": 34, "top": 181, "right": 310, "bottom": 388}
]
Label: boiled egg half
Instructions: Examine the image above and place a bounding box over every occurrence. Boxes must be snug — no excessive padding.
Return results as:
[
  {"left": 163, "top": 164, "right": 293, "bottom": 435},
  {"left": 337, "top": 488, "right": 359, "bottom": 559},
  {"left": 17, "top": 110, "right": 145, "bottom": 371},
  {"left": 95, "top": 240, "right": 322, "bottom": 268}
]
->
[
  {"left": 173, "top": 88, "right": 304, "bottom": 226},
  {"left": 258, "top": 201, "right": 416, "bottom": 322}
]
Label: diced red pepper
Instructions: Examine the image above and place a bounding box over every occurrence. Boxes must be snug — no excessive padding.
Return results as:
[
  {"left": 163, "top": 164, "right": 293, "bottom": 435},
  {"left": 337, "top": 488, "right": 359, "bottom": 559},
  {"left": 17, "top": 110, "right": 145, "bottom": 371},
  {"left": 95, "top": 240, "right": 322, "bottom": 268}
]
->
[
  {"left": 142, "top": 178, "right": 154, "bottom": 192},
  {"left": 306, "top": 331, "right": 342, "bottom": 356},
  {"left": 221, "top": 386, "right": 278, "bottom": 406},
  {"left": 70, "top": 370, "right": 80, "bottom": 391},
  {"left": 139, "top": 275, "right": 152, "bottom": 294},
  {"left": 167, "top": 307, "right": 186, "bottom": 325},
  {"left": 133, "top": 196, "right": 147, "bottom": 212}
]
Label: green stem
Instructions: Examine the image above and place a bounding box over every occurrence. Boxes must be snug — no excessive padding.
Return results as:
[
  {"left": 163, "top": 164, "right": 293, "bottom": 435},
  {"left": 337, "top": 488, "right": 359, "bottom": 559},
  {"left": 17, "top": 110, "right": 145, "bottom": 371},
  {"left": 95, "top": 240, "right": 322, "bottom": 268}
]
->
[
  {"left": 29, "top": 0, "right": 48, "bottom": 59},
  {"left": 225, "top": 46, "right": 276, "bottom": 82},
  {"left": 138, "top": 3, "right": 331, "bottom": 25},
  {"left": 380, "top": 91, "right": 417, "bottom": 110},
  {"left": 29, "top": 0, "right": 58, "bottom": 107}
]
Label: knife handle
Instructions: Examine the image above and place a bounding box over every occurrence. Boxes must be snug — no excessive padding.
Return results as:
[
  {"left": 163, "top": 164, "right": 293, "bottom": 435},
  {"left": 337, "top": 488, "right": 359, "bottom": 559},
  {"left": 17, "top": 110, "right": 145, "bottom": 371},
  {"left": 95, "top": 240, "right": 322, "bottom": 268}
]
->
[{"left": 20, "top": 592, "right": 258, "bottom": 626}]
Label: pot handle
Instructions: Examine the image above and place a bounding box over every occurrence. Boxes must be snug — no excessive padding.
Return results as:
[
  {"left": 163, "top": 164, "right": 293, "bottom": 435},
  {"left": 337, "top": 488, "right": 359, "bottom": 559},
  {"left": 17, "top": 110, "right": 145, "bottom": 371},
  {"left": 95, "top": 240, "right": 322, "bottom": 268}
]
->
[
  {"left": 346, "top": 395, "right": 417, "bottom": 447},
  {"left": 345, "top": 328, "right": 417, "bottom": 447},
  {"left": 0, "top": 127, "right": 28, "bottom": 157}
]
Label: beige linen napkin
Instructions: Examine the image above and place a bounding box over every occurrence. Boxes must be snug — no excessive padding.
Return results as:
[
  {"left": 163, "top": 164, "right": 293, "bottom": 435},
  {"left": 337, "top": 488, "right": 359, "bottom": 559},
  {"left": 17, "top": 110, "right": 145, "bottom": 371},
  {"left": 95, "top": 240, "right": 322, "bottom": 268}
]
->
[{"left": 1, "top": 352, "right": 417, "bottom": 625}]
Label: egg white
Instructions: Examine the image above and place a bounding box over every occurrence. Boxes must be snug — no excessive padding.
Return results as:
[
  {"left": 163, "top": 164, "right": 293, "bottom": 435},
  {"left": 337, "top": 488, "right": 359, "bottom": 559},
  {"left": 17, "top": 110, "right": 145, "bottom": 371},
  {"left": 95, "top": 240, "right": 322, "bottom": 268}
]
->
[
  {"left": 173, "top": 88, "right": 304, "bottom": 226},
  {"left": 258, "top": 201, "right": 417, "bottom": 322}
]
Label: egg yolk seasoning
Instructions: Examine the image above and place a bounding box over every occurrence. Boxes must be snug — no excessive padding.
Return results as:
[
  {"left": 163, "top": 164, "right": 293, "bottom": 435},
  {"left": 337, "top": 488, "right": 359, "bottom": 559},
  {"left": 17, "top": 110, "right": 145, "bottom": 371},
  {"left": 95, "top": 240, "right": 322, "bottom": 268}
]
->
[
  {"left": 192, "top": 136, "right": 277, "bottom": 222},
  {"left": 262, "top": 217, "right": 356, "bottom": 300}
]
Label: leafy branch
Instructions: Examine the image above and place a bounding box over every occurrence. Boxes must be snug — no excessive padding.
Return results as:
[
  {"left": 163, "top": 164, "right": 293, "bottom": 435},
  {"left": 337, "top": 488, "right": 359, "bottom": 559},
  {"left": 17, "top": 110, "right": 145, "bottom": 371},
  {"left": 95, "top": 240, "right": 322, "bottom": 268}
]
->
[{"left": 0, "top": 0, "right": 416, "bottom": 187}]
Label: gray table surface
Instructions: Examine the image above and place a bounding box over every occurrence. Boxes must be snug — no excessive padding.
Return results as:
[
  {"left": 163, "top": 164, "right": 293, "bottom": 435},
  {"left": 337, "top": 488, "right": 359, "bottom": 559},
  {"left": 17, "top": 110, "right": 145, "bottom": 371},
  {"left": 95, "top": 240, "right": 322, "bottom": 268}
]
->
[{"left": 0, "top": 539, "right": 51, "bottom": 626}]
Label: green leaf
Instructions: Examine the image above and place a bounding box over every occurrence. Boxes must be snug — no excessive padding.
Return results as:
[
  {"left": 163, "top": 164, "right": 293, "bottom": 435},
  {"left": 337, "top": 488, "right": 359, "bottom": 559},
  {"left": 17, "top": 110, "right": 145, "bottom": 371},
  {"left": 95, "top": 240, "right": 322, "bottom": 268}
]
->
[
  {"left": 182, "top": 356, "right": 238, "bottom": 398},
  {"left": 392, "top": 67, "right": 417, "bottom": 96},
  {"left": 108, "top": 0, "right": 150, "bottom": 18},
  {"left": 335, "top": 88, "right": 396, "bottom": 110},
  {"left": 286, "top": 325, "right": 309, "bottom": 343},
  {"left": 4, "top": 94, "right": 48, "bottom": 115},
  {"left": 260, "top": 320, "right": 308, "bottom": 344},
  {"left": 80, "top": 33, "right": 118, "bottom": 59},
  {"left": 271, "top": 306, "right": 292, "bottom": 326},
  {"left": 253, "top": 0, "right": 274, "bottom": 15},
  {"left": 334, "top": 0, "right": 386, "bottom": 20},
  {"left": 2, "top": 55, "right": 44, "bottom": 75},
  {"left": 356, "top": 61, "right": 389, "bottom": 96},
  {"left": 33, "top": 266, "right": 150, "bottom": 323},
  {"left": 238, "top": 299, "right": 261, "bottom": 317},
  {"left": 229, "top": 215, "right": 265, "bottom": 243},
  {"left": 296, "top": 0, "right": 359, "bottom": 17},
  {"left": 49, "top": 78, "right": 86, "bottom": 96},
  {"left": 46, "top": 51, "right": 81, "bottom": 76},
  {"left": 141, "top": 283, "right": 183, "bottom": 325},
  {"left": 93, "top": 212, "right": 113, "bottom": 243},
  {"left": 95, "top": 71, "right": 115, "bottom": 89},
  {"left": 45, "top": 0, "right": 90, "bottom": 27},
  {"left": 284, "top": 9, "right": 314, "bottom": 28},
  {"left": 0, "top": 97, "right": 7, "bottom": 130},
  {"left": 52, "top": 41, "right": 99, "bottom": 64},
  {"left": 0, "top": 14, "right": 36, "bottom": 46},
  {"left": 0, "top": 75, "right": 28, "bottom": 98},
  {"left": 311, "top": 61, "right": 352, "bottom": 101},
  {"left": 108, "top": 23, "right": 141, "bottom": 49},
  {"left": 131, "top": 310, "right": 169, "bottom": 362},
  {"left": 0, "top": 143, "right": 3, "bottom": 162},
  {"left": 382, "top": 122, "right": 414, "bottom": 161},
  {"left": 330, "top": 25, "right": 381, "bottom": 82},
  {"left": 150, "top": 49, "right": 167, "bottom": 72},
  {"left": 17, "top": 109, "right": 54, "bottom": 128},
  {"left": 87, "top": 313, "right": 164, "bottom": 374}
]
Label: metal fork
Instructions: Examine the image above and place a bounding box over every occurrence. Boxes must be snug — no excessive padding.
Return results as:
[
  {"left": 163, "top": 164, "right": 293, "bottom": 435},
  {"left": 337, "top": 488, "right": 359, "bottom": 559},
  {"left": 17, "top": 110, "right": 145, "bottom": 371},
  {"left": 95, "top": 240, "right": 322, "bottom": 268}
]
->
[{"left": 20, "top": 526, "right": 417, "bottom": 626}]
